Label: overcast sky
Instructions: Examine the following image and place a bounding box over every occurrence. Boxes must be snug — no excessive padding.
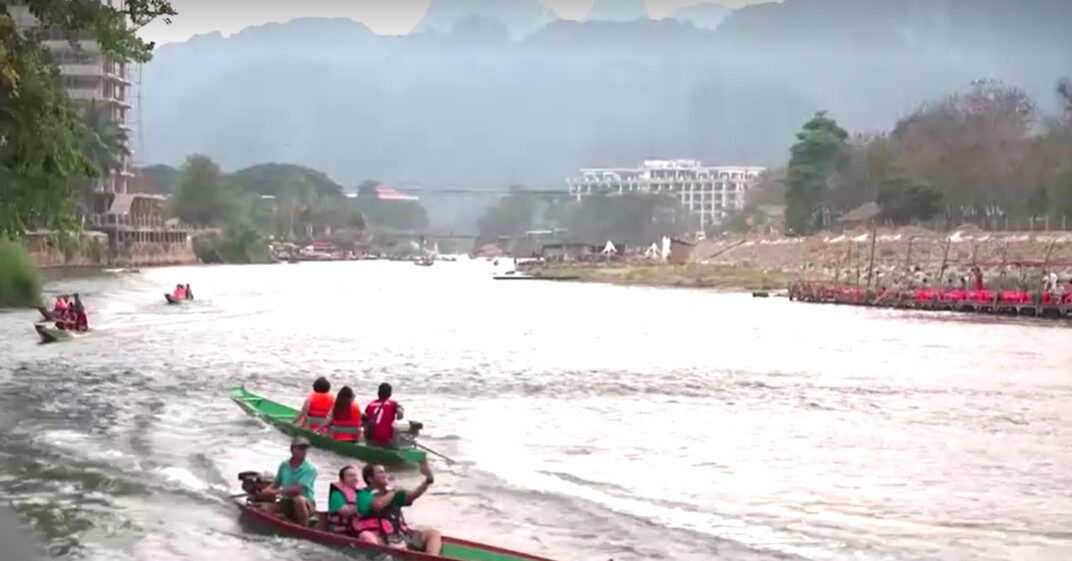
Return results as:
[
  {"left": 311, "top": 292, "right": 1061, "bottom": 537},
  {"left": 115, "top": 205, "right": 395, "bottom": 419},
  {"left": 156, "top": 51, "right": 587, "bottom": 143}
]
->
[{"left": 137, "top": 0, "right": 775, "bottom": 45}]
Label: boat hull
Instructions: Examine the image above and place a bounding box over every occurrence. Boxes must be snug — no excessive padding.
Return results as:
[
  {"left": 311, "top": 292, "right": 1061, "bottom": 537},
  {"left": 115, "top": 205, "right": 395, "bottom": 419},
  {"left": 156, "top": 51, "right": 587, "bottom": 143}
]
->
[
  {"left": 237, "top": 502, "right": 557, "bottom": 561},
  {"left": 34, "top": 324, "right": 77, "bottom": 343},
  {"left": 164, "top": 293, "right": 186, "bottom": 305},
  {"left": 230, "top": 388, "right": 426, "bottom": 466}
]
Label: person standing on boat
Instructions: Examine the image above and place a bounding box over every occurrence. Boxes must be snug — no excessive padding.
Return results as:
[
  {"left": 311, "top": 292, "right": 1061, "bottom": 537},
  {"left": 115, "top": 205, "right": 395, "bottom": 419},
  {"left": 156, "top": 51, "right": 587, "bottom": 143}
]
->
[
  {"left": 296, "top": 377, "right": 334, "bottom": 431},
  {"left": 71, "top": 294, "right": 88, "bottom": 332},
  {"left": 365, "top": 383, "right": 404, "bottom": 448},
  {"left": 322, "top": 386, "right": 364, "bottom": 442},
  {"left": 184, "top": 284, "right": 193, "bottom": 300},
  {"left": 355, "top": 460, "right": 440, "bottom": 555},
  {"left": 258, "top": 436, "right": 317, "bottom": 527}
]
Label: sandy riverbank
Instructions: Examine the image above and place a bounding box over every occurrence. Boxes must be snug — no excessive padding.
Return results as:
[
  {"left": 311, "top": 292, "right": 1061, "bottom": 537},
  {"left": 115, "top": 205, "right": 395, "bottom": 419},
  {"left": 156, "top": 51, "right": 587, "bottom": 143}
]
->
[{"left": 535, "top": 262, "right": 791, "bottom": 291}]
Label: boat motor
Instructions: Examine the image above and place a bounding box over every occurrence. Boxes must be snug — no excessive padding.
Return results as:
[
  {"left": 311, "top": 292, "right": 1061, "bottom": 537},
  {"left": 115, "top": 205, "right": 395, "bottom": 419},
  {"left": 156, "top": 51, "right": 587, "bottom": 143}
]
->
[{"left": 237, "top": 471, "right": 273, "bottom": 500}]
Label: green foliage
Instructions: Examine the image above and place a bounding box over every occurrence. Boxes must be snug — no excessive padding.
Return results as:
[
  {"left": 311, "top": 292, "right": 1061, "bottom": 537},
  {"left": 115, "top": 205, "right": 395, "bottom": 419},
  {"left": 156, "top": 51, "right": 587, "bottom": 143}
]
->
[
  {"left": 784, "top": 111, "right": 848, "bottom": 235},
  {"left": 477, "top": 186, "right": 539, "bottom": 242},
  {"left": 0, "top": 238, "right": 43, "bottom": 308},
  {"left": 192, "top": 224, "right": 272, "bottom": 264},
  {"left": 81, "top": 102, "right": 129, "bottom": 175},
  {"left": 139, "top": 163, "right": 179, "bottom": 193},
  {"left": 563, "top": 193, "right": 695, "bottom": 246},
  {"left": 876, "top": 178, "right": 942, "bottom": 225},
  {"left": 228, "top": 163, "right": 344, "bottom": 200},
  {"left": 172, "top": 155, "right": 238, "bottom": 227},
  {"left": 0, "top": 0, "right": 174, "bottom": 237},
  {"left": 1054, "top": 164, "right": 1072, "bottom": 218}
]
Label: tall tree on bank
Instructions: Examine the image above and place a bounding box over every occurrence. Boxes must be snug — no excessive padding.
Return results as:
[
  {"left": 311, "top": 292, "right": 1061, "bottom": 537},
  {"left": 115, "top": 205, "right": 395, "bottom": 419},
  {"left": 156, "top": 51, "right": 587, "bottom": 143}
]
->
[
  {"left": 476, "top": 186, "right": 539, "bottom": 244},
  {"left": 0, "top": 0, "right": 175, "bottom": 237},
  {"left": 172, "top": 155, "right": 235, "bottom": 227},
  {"left": 784, "top": 111, "right": 848, "bottom": 235}
]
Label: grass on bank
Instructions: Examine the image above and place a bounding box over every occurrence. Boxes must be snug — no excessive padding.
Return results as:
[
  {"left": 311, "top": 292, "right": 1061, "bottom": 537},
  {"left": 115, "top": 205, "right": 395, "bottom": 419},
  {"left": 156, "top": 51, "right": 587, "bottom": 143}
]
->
[
  {"left": 0, "top": 238, "right": 43, "bottom": 308},
  {"left": 542, "top": 262, "right": 791, "bottom": 291}
]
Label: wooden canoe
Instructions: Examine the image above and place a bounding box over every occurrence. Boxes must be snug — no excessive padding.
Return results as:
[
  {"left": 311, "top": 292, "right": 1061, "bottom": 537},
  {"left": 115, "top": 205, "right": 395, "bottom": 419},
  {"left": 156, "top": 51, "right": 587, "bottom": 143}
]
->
[
  {"left": 230, "top": 388, "right": 426, "bottom": 467},
  {"left": 34, "top": 323, "right": 84, "bottom": 343},
  {"left": 164, "top": 293, "right": 187, "bottom": 305},
  {"left": 237, "top": 502, "right": 559, "bottom": 561}
]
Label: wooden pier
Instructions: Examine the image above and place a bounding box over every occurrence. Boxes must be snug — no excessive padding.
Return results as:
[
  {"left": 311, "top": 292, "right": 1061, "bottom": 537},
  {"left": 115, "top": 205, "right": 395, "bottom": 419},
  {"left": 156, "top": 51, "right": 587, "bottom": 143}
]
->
[{"left": 788, "top": 282, "right": 1072, "bottom": 320}]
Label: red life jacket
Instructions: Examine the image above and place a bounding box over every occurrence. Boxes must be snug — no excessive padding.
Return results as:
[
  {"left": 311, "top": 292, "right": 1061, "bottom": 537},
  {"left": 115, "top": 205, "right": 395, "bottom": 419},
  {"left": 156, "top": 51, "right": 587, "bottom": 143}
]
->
[
  {"left": 305, "top": 391, "right": 335, "bottom": 430},
  {"left": 330, "top": 404, "right": 362, "bottom": 442},
  {"left": 354, "top": 488, "right": 410, "bottom": 537},
  {"left": 327, "top": 482, "right": 359, "bottom": 534},
  {"left": 364, "top": 400, "right": 397, "bottom": 445}
]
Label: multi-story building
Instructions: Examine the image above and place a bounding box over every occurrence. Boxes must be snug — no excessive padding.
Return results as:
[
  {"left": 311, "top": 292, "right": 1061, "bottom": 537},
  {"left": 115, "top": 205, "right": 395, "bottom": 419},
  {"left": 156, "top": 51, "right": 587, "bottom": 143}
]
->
[
  {"left": 11, "top": 2, "right": 134, "bottom": 210},
  {"left": 567, "top": 159, "right": 767, "bottom": 230}
]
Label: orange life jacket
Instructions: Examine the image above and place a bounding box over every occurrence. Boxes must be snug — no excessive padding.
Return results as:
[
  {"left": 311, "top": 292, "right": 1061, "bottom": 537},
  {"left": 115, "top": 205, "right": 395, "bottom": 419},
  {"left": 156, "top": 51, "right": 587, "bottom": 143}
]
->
[
  {"left": 330, "top": 404, "right": 362, "bottom": 442},
  {"left": 305, "top": 391, "right": 335, "bottom": 430}
]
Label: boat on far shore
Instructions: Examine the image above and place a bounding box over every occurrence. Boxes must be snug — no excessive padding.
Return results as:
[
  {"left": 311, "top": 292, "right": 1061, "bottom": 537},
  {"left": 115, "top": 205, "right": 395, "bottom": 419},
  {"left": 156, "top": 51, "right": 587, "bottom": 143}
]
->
[{"left": 492, "top": 270, "right": 580, "bottom": 281}]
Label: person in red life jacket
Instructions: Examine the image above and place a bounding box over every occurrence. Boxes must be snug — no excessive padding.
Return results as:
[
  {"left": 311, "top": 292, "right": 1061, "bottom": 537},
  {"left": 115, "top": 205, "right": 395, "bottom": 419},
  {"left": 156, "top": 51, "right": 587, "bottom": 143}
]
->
[
  {"left": 296, "top": 377, "right": 334, "bottom": 430},
  {"left": 172, "top": 284, "right": 186, "bottom": 299},
  {"left": 52, "top": 295, "right": 68, "bottom": 318},
  {"left": 355, "top": 460, "right": 440, "bottom": 555},
  {"left": 254, "top": 436, "right": 318, "bottom": 527},
  {"left": 326, "top": 465, "right": 371, "bottom": 539},
  {"left": 322, "top": 386, "right": 364, "bottom": 442},
  {"left": 365, "top": 383, "right": 404, "bottom": 448}
]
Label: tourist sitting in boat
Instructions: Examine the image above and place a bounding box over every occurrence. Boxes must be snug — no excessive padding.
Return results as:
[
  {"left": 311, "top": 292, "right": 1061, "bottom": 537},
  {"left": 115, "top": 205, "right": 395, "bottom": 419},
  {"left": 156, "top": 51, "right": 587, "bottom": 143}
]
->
[
  {"left": 254, "top": 436, "right": 317, "bottom": 527},
  {"left": 365, "top": 383, "right": 404, "bottom": 448},
  {"left": 52, "top": 295, "right": 69, "bottom": 317},
  {"left": 325, "top": 465, "right": 370, "bottom": 539},
  {"left": 184, "top": 284, "right": 194, "bottom": 300},
  {"left": 296, "top": 376, "right": 334, "bottom": 431},
  {"left": 172, "top": 284, "right": 186, "bottom": 299},
  {"left": 322, "top": 386, "right": 364, "bottom": 442},
  {"left": 355, "top": 460, "right": 440, "bottom": 555}
]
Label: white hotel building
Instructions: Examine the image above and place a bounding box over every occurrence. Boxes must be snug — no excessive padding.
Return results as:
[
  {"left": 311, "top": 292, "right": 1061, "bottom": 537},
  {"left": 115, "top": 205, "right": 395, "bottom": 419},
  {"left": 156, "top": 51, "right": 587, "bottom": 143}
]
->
[{"left": 567, "top": 160, "right": 766, "bottom": 229}]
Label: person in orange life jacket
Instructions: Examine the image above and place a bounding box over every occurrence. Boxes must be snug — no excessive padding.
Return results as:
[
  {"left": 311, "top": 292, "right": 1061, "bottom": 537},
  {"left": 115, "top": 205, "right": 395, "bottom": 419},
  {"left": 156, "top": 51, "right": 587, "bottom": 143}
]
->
[
  {"left": 254, "top": 436, "right": 318, "bottom": 527},
  {"left": 355, "top": 460, "right": 441, "bottom": 556},
  {"left": 365, "top": 383, "right": 404, "bottom": 448},
  {"left": 325, "top": 465, "right": 374, "bottom": 540},
  {"left": 296, "top": 377, "right": 334, "bottom": 430},
  {"left": 321, "top": 386, "right": 364, "bottom": 442}
]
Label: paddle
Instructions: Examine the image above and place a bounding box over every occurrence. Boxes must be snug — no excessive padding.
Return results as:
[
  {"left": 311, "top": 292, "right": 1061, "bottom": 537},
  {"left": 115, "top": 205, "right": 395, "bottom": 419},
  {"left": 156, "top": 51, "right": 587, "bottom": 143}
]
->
[{"left": 411, "top": 441, "right": 458, "bottom": 466}]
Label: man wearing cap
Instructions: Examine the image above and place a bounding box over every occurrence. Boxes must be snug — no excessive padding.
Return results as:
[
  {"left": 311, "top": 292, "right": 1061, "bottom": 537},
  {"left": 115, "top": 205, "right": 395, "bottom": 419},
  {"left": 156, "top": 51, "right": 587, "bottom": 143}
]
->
[{"left": 259, "top": 436, "right": 318, "bottom": 527}]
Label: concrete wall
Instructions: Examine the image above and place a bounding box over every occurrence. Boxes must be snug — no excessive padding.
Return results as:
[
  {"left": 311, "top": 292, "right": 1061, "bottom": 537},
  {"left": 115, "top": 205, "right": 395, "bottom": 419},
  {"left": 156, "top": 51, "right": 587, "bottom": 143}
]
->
[{"left": 25, "top": 232, "right": 197, "bottom": 269}]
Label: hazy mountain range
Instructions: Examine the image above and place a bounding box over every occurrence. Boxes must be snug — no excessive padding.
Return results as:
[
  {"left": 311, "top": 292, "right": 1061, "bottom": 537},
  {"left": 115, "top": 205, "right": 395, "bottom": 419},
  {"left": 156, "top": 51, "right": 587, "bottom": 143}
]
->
[{"left": 139, "top": 0, "right": 1072, "bottom": 194}]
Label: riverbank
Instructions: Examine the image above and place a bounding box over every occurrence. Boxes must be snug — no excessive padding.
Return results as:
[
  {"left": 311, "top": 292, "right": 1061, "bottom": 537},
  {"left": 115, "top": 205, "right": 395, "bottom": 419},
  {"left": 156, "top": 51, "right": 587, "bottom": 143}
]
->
[{"left": 535, "top": 262, "right": 791, "bottom": 291}]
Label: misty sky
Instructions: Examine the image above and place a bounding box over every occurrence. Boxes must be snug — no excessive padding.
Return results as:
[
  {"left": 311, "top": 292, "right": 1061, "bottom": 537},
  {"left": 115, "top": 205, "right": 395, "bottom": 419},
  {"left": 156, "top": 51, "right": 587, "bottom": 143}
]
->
[{"left": 138, "top": 0, "right": 775, "bottom": 44}]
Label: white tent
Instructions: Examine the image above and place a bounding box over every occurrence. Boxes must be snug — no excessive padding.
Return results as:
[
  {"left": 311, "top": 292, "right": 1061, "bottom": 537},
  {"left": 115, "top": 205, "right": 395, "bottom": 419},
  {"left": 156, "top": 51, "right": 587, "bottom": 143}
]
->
[
  {"left": 601, "top": 240, "right": 617, "bottom": 255},
  {"left": 645, "top": 243, "right": 660, "bottom": 259}
]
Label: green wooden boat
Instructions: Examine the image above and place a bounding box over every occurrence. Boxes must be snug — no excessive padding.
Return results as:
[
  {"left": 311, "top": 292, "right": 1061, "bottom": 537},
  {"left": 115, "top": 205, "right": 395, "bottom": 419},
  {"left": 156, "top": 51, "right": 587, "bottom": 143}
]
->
[
  {"left": 230, "top": 388, "right": 426, "bottom": 466},
  {"left": 34, "top": 323, "right": 82, "bottom": 343}
]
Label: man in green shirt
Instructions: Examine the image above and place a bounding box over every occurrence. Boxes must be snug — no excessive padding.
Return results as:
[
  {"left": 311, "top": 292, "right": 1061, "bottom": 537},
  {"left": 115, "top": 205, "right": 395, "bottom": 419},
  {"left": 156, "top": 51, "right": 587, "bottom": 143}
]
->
[
  {"left": 354, "top": 459, "right": 440, "bottom": 555},
  {"left": 259, "top": 436, "right": 317, "bottom": 527}
]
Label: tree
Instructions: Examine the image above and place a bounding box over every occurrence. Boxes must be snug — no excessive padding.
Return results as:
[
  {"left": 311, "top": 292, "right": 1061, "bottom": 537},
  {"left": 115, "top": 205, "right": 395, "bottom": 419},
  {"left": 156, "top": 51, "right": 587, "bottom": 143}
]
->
[
  {"left": 0, "top": 0, "right": 175, "bottom": 237},
  {"left": 81, "top": 102, "right": 130, "bottom": 175},
  {"left": 172, "top": 155, "right": 236, "bottom": 227},
  {"left": 784, "top": 111, "right": 848, "bottom": 235},
  {"left": 564, "top": 193, "right": 694, "bottom": 246},
  {"left": 891, "top": 80, "right": 1037, "bottom": 213},
  {"left": 1054, "top": 164, "right": 1072, "bottom": 218},
  {"left": 476, "top": 186, "right": 539, "bottom": 243},
  {"left": 876, "top": 178, "right": 942, "bottom": 225}
]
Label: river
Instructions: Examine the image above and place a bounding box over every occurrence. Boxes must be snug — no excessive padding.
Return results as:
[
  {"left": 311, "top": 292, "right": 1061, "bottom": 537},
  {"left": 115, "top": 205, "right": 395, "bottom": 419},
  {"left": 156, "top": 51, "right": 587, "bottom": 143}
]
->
[{"left": 0, "top": 260, "right": 1070, "bottom": 561}]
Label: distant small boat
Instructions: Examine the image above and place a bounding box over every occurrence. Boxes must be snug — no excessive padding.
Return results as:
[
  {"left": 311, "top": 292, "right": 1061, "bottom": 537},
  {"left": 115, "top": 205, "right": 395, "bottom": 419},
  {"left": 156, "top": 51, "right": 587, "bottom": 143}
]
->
[
  {"left": 752, "top": 291, "right": 770, "bottom": 298},
  {"left": 493, "top": 271, "right": 579, "bottom": 281},
  {"left": 164, "top": 294, "right": 192, "bottom": 305},
  {"left": 413, "top": 258, "right": 434, "bottom": 267}
]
